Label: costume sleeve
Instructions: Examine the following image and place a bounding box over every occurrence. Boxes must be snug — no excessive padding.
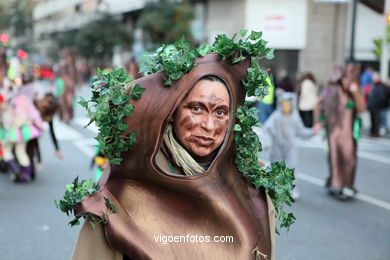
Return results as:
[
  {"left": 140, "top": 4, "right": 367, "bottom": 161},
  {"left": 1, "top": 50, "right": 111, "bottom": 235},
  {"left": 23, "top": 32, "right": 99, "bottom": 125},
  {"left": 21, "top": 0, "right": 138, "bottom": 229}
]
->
[
  {"left": 48, "top": 120, "right": 60, "bottom": 151},
  {"left": 22, "top": 94, "right": 44, "bottom": 130},
  {"left": 266, "top": 193, "right": 276, "bottom": 260},
  {"left": 263, "top": 112, "right": 276, "bottom": 138},
  {"left": 295, "top": 114, "right": 313, "bottom": 139},
  {"left": 71, "top": 218, "right": 123, "bottom": 260}
]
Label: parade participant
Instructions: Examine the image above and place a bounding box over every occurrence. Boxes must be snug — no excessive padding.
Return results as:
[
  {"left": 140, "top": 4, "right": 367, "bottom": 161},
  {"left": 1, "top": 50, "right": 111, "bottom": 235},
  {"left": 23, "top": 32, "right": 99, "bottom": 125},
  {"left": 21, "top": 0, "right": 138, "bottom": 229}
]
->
[
  {"left": 58, "top": 49, "right": 78, "bottom": 123},
  {"left": 0, "top": 76, "right": 43, "bottom": 182},
  {"left": 314, "top": 64, "right": 365, "bottom": 199},
  {"left": 58, "top": 32, "right": 295, "bottom": 260},
  {"left": 264, "top": 90, "right": 317, "bottom": 199},
  {"left": 0, "top": 92, "right": 7, "bottom": 173},
  {"left": 27, "top": 92, "right": 63, "bottom": 177}
]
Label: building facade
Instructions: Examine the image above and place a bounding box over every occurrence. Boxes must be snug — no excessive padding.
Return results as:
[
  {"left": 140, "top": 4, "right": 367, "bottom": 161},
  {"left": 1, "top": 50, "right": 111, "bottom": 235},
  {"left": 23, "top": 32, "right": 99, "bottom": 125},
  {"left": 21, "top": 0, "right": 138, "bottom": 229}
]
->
[{"left": 33, "top": 0, "right": 386, "bottom": 86}]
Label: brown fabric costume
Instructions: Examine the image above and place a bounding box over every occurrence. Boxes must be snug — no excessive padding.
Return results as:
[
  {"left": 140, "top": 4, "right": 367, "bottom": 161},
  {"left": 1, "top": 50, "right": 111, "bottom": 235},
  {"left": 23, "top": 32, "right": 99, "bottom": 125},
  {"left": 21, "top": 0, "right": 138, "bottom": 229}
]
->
[
  {"left": 73, "top": 54, "right": 275, "bottom": 260},
  {"left": 322, "top": 65, "right": 359, "bottom": 189}
]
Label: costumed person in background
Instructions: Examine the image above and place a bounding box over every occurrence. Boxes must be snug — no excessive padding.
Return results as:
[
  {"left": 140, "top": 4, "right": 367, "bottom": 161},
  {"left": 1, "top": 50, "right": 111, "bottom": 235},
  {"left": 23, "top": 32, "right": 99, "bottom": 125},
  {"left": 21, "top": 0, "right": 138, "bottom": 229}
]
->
[
  {"left": 298, "top": 72, "right": 318, "bottom": 127},
  {"left": 0, "top": 50, "right": 8, "bottom": 173},
  {"left": 58, "top": 49, "right": 78, "bottom": 124},
  {"left": 0, "top": 77, "right": 43, "bottom": 182},
  {"left": 314, "top": 64, "right": 365, "bottom": 199},
  {"left": 62, "top": 32, "right": 298, "bottom": 260},
  {"left": 127, "top": 57, "right": 143, "bottom": 80},
  {"left": 264, "top": 90, "right": 318, "bottom": 199},
  {"left": 27, "top": 93, "right": 63, "bottom": 176},
  {"left": 0, "top": 92, "right": 8, "bottom": 173}
]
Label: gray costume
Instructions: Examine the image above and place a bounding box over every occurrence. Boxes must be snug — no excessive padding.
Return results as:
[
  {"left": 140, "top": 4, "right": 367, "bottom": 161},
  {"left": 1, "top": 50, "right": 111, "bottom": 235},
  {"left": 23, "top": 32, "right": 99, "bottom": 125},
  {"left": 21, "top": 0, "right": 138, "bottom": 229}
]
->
[{"left": 264, "top": 91, "right": 313, "bottom": 168}]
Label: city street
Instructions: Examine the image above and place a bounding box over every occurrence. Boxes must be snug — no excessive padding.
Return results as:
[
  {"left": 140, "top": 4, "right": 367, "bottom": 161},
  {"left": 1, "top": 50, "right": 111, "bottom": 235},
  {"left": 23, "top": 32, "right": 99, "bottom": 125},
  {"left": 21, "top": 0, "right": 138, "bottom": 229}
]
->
[{"left": 0, "top": 86, "right": 389, "bottom": 260}]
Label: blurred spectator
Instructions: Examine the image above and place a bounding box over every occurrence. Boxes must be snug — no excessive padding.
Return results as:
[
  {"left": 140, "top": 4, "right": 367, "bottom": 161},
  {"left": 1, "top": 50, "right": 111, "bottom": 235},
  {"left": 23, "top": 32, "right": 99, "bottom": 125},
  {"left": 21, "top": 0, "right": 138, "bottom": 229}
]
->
[
  {"left": 367, "top": 72, "right": 390, "bottom": 137},
  {"left": 257, "top": 75, "right": 275, "bottom": 124},
  {"left": 314, "top": 64, "right": 365, "bottom": 200},
  {"left": 298, "top": 72, "right": 318, "bottom": 127},
  {"left": 127, "top": 57, "right": 143, "bottom": 80},
  {"left": 360, "top": 66, "right": 374, "bottom": 104},
  {"left": 276, "top": 69, "right": 294, "bottom": 92},
  {"left": 360, "top": 66, "right": 374, "bottom": 89}
]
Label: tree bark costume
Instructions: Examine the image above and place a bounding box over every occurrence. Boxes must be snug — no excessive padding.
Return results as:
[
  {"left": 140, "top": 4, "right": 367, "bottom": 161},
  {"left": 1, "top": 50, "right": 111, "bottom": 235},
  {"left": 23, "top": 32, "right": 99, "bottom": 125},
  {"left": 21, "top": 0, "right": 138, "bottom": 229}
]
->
[
  {"left": 59, "top": 49, "right": 78, "bottom": 123},
  {"left": 322, "top": 65, "right": 361, "bottom": 190},
  {"left": 72, "top": 54, "right": 276, "bottom": 260}
]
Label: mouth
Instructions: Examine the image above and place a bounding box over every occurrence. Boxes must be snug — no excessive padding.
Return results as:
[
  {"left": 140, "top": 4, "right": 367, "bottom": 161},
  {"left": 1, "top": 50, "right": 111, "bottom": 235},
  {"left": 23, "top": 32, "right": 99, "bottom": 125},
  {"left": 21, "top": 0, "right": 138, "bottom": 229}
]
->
[{"left": 191, "top": 136, "right": 215, "bottom": 146}]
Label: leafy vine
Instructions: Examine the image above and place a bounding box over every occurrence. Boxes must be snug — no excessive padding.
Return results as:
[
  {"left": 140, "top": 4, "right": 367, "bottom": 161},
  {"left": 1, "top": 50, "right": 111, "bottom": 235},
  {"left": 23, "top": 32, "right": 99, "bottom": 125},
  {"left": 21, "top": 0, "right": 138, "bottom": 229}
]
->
[
  {"left": 78, "top": 67, "right": 146, "bottom": 165},
  {"left": 55, "top": 177, "right": 117, "bottom": 227},
  {"left": 57, "top": 30, "right": 295, "bottom": 231}
]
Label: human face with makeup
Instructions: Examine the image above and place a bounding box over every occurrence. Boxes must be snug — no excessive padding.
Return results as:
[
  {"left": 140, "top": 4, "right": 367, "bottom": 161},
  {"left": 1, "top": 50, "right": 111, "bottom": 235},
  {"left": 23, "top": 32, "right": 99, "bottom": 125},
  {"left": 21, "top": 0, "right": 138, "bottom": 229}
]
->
[{"left": 173, "top": 78, "right": 230, "bottom": 158}]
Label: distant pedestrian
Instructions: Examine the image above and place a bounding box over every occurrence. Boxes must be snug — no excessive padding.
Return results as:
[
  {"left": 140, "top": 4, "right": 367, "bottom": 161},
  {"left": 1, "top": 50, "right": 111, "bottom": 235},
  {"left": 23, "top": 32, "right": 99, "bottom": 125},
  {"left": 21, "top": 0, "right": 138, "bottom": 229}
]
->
[
  {"left": 276, "top": 69, "right": 294, "bottom": 93},
  {"left": 314, "top": 64, "right": 365, "bottom": 199},
  {"left": 367, "top": 72, "right": 390, "bottom": 137},
  {"left": 298, "top": 72, "right": 318, "bottom": 127},
  {"left": 257, "top": 75, "right": 275, "bottom": 124}
]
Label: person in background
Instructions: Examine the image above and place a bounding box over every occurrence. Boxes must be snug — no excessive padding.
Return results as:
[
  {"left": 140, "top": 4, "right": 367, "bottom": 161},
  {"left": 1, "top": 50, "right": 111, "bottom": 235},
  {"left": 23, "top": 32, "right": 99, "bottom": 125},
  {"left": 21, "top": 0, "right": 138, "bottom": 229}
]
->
[
  {"left": 367, "top": 72, "right": 389, "bottom": 137},
  {"left": 276, "top": 69, "right": 294, "bottom": 93},
  {"left": 0, "top": 92, "right": 7, "bottom": 173},
  {"left": 360, "top": 66, "right": 374, "bottom": 105},
  {"left": 0, "top": 76, "right": 44, "bottom": 183},
  {"left": 298, "top": 72, "right": 318, "bottom": 127},
  {"left": 27, "top": 93, "right": 64, "bottom": 176},
  {"left": 257, "top": 74, "right": 275, "bottom": 124},
  {"left": 127, "top": 57, "right": 143, "bottom": 80},
  {"left": 314, "top": 64, "right": 365, "bottom": 200},
  {"left": 264, "top": 90, "right": 318, "bottom": 199}
]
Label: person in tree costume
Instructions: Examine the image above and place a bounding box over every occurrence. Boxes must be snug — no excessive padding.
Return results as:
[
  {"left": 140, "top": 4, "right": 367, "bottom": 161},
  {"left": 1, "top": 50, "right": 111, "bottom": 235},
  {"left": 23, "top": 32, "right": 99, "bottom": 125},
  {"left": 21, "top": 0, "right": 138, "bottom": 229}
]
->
[
  {"left": 57, "top": 31, "right": 295, "bottom": 260},
  {"left": 314, "top": 64, "right": 365, "bottom": 200}
]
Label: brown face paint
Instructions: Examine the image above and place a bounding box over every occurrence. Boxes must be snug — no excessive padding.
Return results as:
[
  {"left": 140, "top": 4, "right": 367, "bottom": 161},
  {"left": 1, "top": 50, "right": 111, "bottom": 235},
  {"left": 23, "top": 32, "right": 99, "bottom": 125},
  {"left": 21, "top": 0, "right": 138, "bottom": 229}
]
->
[{"left": 172, "top": 80, "right": 230, "bottom": 157}]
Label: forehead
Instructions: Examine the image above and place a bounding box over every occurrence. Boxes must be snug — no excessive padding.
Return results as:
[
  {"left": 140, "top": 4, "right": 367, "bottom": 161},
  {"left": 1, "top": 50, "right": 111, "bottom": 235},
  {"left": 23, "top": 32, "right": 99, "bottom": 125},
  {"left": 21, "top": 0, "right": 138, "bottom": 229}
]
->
[{"left": 184, "top": 79, "right": 229, "bottom": 103}]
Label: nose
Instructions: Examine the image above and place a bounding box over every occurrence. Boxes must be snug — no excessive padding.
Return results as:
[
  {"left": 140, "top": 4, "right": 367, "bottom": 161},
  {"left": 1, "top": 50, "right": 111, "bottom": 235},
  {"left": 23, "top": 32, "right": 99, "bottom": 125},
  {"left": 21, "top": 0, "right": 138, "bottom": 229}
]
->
[{"left": 201, "top": 115, "right": 215, "bottom": 132}]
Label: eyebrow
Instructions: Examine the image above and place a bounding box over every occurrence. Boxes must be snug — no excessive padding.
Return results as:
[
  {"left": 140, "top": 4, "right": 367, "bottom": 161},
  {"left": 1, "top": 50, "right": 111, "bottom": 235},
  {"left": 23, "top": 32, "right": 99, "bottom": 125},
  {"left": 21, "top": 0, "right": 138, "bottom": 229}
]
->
[{"left": 184, "top": 101, "right": 229, "bottom": 112}]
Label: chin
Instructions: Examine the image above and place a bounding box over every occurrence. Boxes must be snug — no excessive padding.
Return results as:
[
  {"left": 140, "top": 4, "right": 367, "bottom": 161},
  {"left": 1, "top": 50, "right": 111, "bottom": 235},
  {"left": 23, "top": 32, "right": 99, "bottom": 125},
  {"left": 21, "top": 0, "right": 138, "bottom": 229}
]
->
[{"left": 191, "top": 147, "right": 213, "bottom": 157}]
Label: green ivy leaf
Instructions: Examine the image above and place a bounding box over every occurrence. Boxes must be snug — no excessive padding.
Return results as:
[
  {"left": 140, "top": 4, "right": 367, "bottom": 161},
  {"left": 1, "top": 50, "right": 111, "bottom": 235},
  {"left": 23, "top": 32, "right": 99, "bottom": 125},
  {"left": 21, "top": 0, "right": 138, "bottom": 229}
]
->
[
  {"left": 234, "top": 124, "right": 242, "bottom": 132},
  {"left": 240, "top": 29, "right": 248, "bottom": 37},
  {"left": 265, "top": 48, "right": 275, "bottom": 60},
  {"left": 104, "top": 197, "right": 117, "bottom": 213},
  {"left": 132, "top": 84, "right": 146, "bottom": 100},
  {"left": 118, "top": 123, "right": 128, "bottom": 131}
]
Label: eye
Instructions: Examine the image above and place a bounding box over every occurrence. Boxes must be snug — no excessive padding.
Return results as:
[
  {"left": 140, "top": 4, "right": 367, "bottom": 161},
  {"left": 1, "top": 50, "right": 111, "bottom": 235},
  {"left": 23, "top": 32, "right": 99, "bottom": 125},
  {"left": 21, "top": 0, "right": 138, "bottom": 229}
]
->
[
  {"left": 192, "top": 106, "right": 201, "bottom": 112},
  {"left": 216, "top": 110, "right": 227, "bottom": 116}
]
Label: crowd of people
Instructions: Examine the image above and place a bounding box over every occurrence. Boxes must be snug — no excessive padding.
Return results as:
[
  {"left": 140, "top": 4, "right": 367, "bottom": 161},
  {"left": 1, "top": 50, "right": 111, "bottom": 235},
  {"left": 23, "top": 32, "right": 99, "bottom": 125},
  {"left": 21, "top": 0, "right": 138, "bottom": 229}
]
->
[
  {"left": 259, "top": 64, "right": 390, "bottom": 200},
  {"left": 0, "top": 49, "right": 80, "bottom": 183}
]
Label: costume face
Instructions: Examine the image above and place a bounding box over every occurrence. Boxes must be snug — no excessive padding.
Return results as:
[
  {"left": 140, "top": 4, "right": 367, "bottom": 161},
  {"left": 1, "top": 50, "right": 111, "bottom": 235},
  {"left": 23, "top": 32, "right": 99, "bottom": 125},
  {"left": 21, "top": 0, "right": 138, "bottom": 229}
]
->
[
  {"left": 173, "top": 79, "right": 230, "bottom": 157},
  {"left": 281, "top": 99, "right": 292, "bottom": 115}
]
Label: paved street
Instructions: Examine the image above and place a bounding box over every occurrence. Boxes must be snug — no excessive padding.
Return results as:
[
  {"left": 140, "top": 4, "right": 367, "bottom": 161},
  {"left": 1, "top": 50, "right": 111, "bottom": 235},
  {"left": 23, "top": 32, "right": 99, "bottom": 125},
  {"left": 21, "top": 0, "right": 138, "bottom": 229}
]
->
[{"left": 0, "top": 86, "right": 389, "bottom": 260}]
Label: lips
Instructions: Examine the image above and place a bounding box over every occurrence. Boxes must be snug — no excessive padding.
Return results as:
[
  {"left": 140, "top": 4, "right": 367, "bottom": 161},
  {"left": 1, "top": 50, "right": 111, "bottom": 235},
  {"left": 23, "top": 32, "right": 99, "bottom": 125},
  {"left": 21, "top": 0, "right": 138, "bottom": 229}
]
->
[{"left": 191, "top": 136, "right": 215, "bottom": 146}]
